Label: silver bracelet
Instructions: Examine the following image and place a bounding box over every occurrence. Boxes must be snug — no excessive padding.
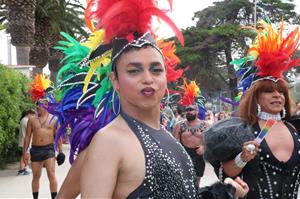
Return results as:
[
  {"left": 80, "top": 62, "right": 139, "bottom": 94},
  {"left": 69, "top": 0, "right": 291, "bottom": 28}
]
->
[{"left": 234, "top": 152, "right": 247, "bottom": 168}]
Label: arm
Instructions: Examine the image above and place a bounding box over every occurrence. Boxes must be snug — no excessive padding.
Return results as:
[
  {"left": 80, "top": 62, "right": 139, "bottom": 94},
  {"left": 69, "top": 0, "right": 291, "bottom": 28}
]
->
[
  {"left": 57, "top": 149, "right": 87, "bottom": 199},
  {"left": 223, "top": 140, "right": 259, "bottom": 177},
  {"left": 23, "top": 117, "right": 33, "bottom": 164},
  {"left": 81, "top": 132, "right": 121, "bottom": 198},
  {"left": 58, "top": 138, "right": 63, "bottom": 153}
]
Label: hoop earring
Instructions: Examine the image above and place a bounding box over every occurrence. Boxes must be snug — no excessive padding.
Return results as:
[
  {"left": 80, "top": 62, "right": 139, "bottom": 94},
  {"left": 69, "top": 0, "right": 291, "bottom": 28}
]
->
[
  {"left": 256, "top": 104, "right": 261, "bottom": 116},
  {"left": 112, "top": 90, "right": 120, "bottom": 115},
  {"left": 281, "top": 107, "right": 286, "bottom": 119}
]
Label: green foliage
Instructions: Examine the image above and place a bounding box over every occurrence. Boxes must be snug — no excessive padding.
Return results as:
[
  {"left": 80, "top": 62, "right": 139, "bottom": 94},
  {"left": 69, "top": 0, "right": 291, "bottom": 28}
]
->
[
  {"left": 0, "top": 65, "right": 33, "bottom": 168},
  {"left": 176, "top": 0, "right": 299, "bottom": 100},
  {"left": 36, "top": 0, "right": 88, "bottom": 38},
  {"left": 257, "top": 0, "right": 299, "bottom": 23}
]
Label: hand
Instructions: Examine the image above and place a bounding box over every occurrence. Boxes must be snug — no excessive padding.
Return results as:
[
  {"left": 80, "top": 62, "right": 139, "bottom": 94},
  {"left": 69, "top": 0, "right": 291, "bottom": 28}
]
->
[
  {"left": 224, "top": 177, "right": 249, "bottom": 198},
  {"left": 23, "top": 152, "right": 30, "bottom": 165},
  {"left": 240, "top": 140, "right": 260, "bottom": 162},
  {"left": 195, "top": 145, "right": 204, "bottom": 155}
]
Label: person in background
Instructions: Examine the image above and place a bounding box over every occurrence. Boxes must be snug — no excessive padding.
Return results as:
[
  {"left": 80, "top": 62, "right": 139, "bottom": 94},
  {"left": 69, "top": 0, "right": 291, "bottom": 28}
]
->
[
  {"left": 205, "top": 110, "right": 215, "bottom": 127},
  {"left": 210, "top": 19, "right": 300, "bottom": 199},
  {"left": 24, "top": 75, "right": 62, "bottom": 199},
  {"left": 216, "top": 111, "right": 227, "bottom": 121},
  {"left": 18, "top": 109, "right": 35, "bottom": 175},
  {"left": 173, "top": 81, "right": 208, "bottom": 186}
]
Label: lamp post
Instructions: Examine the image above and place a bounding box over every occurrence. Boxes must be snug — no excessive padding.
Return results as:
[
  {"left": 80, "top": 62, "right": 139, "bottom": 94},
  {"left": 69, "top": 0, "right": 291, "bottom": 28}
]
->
[{"left": 253, "top": 0, "right": 257, "bottom": 27}]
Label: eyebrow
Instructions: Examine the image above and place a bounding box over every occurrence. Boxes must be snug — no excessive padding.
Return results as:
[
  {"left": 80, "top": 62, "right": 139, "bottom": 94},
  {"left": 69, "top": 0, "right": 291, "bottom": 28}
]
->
[{"left": 127, "top": 61, "right": 163, "bottom": 68}]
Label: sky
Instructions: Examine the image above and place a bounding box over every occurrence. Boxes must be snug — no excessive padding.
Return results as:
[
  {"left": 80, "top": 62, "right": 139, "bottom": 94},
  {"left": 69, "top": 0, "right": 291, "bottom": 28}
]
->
[
  {"left": 1, "top": 0, "right": 220, "bottom": 66},
  {"left": 0, "top": 0, "right": 300, "bottom": 67}
]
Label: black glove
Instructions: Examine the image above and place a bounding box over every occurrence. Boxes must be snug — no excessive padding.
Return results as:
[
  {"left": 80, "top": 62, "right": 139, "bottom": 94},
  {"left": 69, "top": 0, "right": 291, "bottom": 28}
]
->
[{"left": 56, "top": 152, "right": 65, "bottom": 166}]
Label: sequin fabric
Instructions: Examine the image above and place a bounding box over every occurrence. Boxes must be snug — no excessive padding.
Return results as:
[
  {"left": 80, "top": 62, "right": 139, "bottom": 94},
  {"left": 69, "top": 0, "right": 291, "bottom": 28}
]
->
[
  {"left": 245, "top": 122, "right": 300, "bottom": 199},
  {"left": 121, "top": 112, "right": 199, "bottom": 199}
]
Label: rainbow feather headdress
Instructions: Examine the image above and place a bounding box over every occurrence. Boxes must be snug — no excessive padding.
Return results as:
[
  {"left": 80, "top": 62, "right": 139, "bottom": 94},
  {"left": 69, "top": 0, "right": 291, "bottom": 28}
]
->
[
  {"left": 51, "top": 0, "right": 185, "bottom": 162},
  {"left": 231, "top": 18, "right": 300, "bottom": 104},
  {"left": 180, "top": 80, "right": 205, "bottom": 107},
  {"left": 85, "top": 0, "right": 184, "bottom": 70},
  {"left": 29, "top": 74, "right": 54, "bottom": 103}
]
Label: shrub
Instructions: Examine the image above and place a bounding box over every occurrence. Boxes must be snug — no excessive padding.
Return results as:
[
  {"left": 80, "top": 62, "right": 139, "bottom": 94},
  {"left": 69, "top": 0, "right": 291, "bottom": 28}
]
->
[{"left": 0, "top": 65, "right": 33, "bottom": 168}]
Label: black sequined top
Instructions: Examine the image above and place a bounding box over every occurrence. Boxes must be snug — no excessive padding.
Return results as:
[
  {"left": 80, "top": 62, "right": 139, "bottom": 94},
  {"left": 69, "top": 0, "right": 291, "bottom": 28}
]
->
[
  {"left": 212, "top": 121, "right": 300, "bottom": 199},
  {"left": 120, "top": 112, "right": 199, "bottom": 199},
  {"left": 244, "top": 122, "right": 300, "bottom": 199}
]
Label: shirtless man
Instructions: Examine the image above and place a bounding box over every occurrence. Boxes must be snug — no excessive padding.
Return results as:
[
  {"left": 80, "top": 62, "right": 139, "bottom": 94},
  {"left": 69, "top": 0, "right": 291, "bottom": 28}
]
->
[
  {"left": 173, "top": 104, "right": 208, "bottom": 185},
  {"left": 23, "top": 99, "right": 61, "bottom": 199}
]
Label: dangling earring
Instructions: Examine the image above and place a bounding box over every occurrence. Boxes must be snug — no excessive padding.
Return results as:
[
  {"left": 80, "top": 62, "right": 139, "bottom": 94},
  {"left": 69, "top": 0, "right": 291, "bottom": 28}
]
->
[
  {"left": 281, "top": 107, "right": 286, "bottom": 119},
  {"left": 112, "top": 89, "right": 120, "bottom": 115},
  {"left": 165, "top": 88, "right": 170, "bottom": 107},
  {"left": 256, "top": 104, "right": 261, "bottom": 116}
]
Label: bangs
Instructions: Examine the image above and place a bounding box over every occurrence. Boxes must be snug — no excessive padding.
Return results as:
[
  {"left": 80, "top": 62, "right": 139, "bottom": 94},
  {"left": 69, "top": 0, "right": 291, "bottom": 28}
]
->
[{"left": 255, "top": 79, "right": 288, "bottom": 94}]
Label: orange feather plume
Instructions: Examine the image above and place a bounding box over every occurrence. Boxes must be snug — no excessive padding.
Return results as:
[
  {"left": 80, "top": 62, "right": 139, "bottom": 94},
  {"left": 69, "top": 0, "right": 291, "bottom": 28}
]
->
[
  {"left": 28, "top": 74, "right": 51, "bottom": 102},
  {"left": 248, "top": 19, "right": 300, "bottom": 79}
]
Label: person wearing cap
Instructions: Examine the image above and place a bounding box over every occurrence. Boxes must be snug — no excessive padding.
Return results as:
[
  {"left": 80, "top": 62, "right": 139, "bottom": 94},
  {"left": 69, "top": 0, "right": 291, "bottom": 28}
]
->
[
  {"left": 209, "top": 19, "right": 300, "bottom": 199},
  {"left": 24, "top": 75, "right": 63, "bottom": 199}
]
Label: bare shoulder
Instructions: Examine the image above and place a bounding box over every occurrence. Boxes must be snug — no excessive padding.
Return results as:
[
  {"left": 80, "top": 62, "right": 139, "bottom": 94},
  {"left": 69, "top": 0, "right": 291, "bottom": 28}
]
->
[
  {"left": 28, "top": 115, "right": 38, "bottom": 125},
  {"left": 88, "top": 116, "right": 130, "bottom": 156}
]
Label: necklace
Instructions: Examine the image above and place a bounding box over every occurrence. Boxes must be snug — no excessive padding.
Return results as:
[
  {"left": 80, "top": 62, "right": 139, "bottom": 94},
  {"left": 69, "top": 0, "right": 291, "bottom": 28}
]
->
[
  {"left": 38, "top": 114, "right": 49, "bottom": 127},
  {"left": 257, "top": 111, "right": 281, "bottom": 121},
  {"left": 181, "top": 121, "right": 206, "bottom": 134}
]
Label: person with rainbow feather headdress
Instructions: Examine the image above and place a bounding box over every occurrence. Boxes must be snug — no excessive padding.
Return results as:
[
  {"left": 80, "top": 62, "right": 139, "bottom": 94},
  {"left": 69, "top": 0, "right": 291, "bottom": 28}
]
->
[
  {"left": 24, "top": 74, "right": 63, "bottom": 199},
  {"left": 50, "top": 0, "right": 249, "bottom": 198},
  {"left": 205, "top": 18, "right": 300, "bottom": 199},
  {"left": 55, "top": 0, "right": 202, "bottom": 198},
  {"left": 172, "top": 80, "right": 208, "bottom": 186}
]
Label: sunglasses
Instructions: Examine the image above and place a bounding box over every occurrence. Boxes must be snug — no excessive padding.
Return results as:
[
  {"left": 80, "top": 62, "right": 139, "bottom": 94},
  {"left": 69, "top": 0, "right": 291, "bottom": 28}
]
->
[
  {"left": 36, "top": 99, "right": 48, "bottom": 105},
  {"left": 185, "top": 107, "right": 195, "bottom": 112}
]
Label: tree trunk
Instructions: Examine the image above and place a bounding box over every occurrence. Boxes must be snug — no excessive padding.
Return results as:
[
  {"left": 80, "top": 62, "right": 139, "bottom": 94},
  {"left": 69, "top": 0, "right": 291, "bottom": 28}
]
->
[
  {"left": 16, "top": 46, "right": 30, "bottom": 65},
  {"left": 224, "top": 41, "right": 237, "bottom": 101},
  {"left": 48, "top": 33, "right": 63, "bottom": 84},
  {"left": 7, "top": 0, "right": 36, "bottom": 65}
]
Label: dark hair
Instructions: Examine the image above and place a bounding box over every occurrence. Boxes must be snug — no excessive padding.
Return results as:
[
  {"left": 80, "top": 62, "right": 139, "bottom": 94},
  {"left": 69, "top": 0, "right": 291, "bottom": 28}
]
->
[
  {"left": 20, "top": 109, "right": 35, "bottom": 121},
  {"left": 238, "top": 79, "right": 292, "bottom": 125}
]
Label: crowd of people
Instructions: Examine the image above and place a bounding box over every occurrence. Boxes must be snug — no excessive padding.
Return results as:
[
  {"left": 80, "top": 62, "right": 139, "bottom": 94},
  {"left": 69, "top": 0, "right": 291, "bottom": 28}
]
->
[{"left": 14, "top": 0, "right": 300, "bottom": 199}]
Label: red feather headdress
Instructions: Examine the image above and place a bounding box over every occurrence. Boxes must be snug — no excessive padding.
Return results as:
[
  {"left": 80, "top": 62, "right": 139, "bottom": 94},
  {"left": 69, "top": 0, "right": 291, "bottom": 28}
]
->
[
  {"left": 85, "top": 0, "right": 184, "bottom": 68},
  {"left": 28, "top": 74, "right": 52, "bottom": 102},
  {"left": 180, "top": 80, "right": 202, "bottom": 106},
  {"left": 85, "top": 0, "right": 183, "bottom": 45},
  {"left": 248, "top": 19, "right": 300, "bottom": 80}
]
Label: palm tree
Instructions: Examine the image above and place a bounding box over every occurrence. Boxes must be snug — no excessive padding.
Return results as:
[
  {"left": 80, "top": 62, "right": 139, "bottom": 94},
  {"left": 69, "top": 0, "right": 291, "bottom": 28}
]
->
[
  {"left": 6, "top": 0, "right": 36, "bottom": 65},
  {"left": 0, "top": 1, "right": 7, "bottom": 29},
  {"left": 30, "top": 0, "right": 88, "bottom": 81}
]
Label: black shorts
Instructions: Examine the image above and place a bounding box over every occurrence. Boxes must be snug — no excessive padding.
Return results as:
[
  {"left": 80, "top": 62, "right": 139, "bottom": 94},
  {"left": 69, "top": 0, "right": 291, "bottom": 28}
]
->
[
  {"left": 30, "top": 144, "right": 55, "bottom": 162},
  {"left": 184, "top": 147, "right": 205, "bottom": 177}
]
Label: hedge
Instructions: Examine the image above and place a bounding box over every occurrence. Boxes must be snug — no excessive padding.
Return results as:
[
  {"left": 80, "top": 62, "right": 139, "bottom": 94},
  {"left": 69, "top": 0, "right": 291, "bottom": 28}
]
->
[{"left": 0, "top": 65, "right": 33, "bottom": 168}]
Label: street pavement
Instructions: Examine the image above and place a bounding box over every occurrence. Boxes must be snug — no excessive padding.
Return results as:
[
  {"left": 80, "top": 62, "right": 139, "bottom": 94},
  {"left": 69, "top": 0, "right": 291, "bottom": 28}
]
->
[{"left": 0, "top": 144, "right": 219, "bottom": 199}]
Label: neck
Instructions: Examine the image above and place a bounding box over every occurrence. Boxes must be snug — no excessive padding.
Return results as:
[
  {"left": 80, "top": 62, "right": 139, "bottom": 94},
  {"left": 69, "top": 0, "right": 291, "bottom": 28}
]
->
[
  {"left": 38, "top": 110, "right": 49, "bottom": 117},
  {"left": 257, "top": 111, "right": 281, "bottom": 121},
  {"left": 187, "top": 118, "right": 200, "bottom": 125},
  {"left": 121, "top": 106, "right": 161, "bottom": 130}
]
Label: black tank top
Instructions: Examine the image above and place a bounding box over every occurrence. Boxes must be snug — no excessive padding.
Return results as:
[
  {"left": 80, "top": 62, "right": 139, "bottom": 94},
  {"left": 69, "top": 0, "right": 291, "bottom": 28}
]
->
[{"left": 120, "top": 111, "right": 199, "bottom": 199}]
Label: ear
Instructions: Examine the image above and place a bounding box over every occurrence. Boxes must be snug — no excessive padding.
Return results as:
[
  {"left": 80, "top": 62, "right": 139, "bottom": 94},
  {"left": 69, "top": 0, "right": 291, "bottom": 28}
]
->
[{"left": 110, "top": 72, "right": 119, "bottom": 92}]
